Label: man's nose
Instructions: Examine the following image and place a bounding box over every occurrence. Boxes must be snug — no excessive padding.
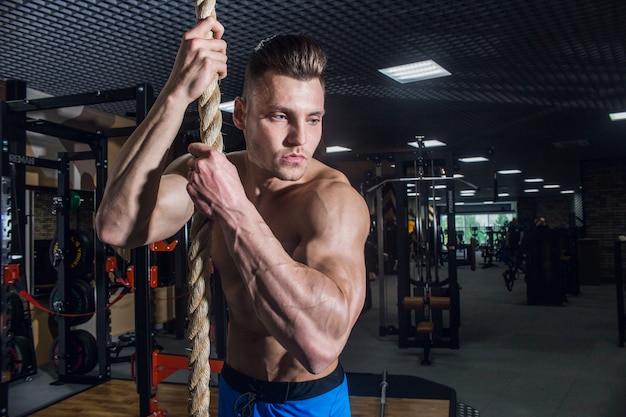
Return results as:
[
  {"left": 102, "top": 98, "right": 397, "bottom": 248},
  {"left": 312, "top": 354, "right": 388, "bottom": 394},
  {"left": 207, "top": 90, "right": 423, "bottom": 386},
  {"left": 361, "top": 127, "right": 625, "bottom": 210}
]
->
[{"left": 286, "top": 120, "right": 306, "bottom": 146}]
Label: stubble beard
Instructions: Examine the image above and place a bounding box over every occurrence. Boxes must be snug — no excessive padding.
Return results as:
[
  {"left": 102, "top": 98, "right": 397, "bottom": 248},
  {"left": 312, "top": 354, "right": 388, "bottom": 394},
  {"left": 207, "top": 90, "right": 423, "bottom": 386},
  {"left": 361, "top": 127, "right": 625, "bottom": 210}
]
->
[{"left": 274, "top": 159, "right": 308, "bottom": 182}]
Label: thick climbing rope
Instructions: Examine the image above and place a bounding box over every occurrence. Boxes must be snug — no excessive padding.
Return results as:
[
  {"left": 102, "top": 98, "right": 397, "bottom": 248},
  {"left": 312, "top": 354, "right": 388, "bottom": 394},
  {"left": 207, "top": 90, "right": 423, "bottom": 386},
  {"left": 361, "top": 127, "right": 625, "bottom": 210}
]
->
[{"left": 187, "top": 1, "right": 223, "bottom": 416}]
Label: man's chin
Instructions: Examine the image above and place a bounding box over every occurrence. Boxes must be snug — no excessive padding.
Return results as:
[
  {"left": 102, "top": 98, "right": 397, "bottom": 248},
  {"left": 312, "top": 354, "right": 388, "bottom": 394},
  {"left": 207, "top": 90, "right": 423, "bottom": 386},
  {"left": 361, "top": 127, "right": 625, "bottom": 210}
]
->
[{"left": 275, "top": 164, "right": 307, "bottom": 182}]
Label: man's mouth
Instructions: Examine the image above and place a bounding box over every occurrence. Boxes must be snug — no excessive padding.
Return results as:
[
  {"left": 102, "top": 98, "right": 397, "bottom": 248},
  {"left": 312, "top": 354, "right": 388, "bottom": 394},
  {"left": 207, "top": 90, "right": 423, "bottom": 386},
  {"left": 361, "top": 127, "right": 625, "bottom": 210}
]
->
[{"left": 282, "top": 154, "right": 306, "bottom": 164}]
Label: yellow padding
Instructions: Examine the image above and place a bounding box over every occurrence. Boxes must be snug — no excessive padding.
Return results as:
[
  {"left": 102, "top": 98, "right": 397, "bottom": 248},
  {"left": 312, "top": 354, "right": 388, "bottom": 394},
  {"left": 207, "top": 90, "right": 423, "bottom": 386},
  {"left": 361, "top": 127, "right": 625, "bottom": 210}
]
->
[
  {"left": 403, "top": 296, "right": 451, "bottom": 310},
  {"left": 417, "top": 322, "right": 435, "bottom": 333}
]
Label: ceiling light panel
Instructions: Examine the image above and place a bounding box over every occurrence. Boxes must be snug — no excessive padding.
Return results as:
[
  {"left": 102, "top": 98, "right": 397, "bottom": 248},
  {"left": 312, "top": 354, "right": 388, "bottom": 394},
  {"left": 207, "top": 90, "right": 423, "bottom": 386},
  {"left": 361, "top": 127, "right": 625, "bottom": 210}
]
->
[
  {"left": 407, "top": 139, "right": 447, "bottom": 148},
  {"left": 326, "top": 145, "right": 352, "bottom": 153},
  {"left": 379, "top": 60, "right": 451, "bottom": 84},
  {"left": 609, "top": 111, "right": 626, "bottom": 121},
  {"left": 459, "top": 156, "right": 489, "bottom": 163}
]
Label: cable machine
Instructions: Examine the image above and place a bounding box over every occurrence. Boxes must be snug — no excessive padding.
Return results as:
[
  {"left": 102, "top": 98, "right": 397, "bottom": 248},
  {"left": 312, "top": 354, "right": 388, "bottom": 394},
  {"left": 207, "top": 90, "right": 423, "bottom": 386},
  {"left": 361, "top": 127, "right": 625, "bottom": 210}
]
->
[{"left": 363, "top": 142, "right": 478, "bottom": 362}]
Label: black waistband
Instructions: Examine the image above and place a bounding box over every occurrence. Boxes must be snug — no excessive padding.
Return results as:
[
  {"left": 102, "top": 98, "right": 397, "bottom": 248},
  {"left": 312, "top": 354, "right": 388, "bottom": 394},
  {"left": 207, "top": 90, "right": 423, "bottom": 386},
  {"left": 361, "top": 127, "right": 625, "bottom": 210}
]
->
[{"left": 221, "top": 363, "right": 345, "bottom": 403}]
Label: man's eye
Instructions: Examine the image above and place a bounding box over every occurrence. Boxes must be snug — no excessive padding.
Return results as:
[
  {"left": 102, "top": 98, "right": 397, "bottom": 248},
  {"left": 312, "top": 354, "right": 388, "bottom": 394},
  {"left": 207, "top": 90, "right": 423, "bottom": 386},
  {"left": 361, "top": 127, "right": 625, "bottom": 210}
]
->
[{"left": 272, "top": 114, "right": 287, "bottom": 120}]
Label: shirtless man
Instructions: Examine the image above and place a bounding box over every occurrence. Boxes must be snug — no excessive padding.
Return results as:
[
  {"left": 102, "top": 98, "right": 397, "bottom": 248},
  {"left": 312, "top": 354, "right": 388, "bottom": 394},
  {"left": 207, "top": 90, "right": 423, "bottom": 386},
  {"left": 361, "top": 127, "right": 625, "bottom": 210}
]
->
[{"left": 95, "top": 17, "right": 369, "bottom": 416}]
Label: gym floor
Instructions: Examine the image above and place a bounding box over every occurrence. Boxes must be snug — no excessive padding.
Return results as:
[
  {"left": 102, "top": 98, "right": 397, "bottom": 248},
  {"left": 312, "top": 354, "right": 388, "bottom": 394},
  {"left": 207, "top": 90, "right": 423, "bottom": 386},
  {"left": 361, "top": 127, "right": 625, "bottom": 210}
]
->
[{"left": 8, "top": 261, "right": 626, "bottom": 417}]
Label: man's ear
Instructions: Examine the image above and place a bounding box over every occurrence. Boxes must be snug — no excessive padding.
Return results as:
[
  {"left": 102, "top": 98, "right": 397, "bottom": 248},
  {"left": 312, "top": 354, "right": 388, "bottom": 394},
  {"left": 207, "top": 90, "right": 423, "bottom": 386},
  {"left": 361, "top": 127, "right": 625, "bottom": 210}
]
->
[{"left": 233, "top": 97, "right": 246, "bottom": 130}]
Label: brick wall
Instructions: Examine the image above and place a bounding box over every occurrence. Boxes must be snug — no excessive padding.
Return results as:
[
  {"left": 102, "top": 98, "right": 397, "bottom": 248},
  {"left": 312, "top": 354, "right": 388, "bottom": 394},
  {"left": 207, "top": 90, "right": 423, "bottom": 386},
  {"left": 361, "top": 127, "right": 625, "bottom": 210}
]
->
[
  {"left": 32, "top": 188, "right": 94, "bottom": 240},
  {"left": 581, "top": 158, "right": 626, "bottom": 282},
  {"left": 517, "top": 195, "right": 572, "bottom": 230}
]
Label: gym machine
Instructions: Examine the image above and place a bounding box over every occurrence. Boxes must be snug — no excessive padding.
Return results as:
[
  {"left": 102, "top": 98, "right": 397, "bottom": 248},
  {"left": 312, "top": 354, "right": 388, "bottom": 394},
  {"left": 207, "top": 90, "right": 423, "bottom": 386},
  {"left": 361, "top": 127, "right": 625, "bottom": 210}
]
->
[{"left": 364, "top": 141, "right": 479, "bottom": 364}]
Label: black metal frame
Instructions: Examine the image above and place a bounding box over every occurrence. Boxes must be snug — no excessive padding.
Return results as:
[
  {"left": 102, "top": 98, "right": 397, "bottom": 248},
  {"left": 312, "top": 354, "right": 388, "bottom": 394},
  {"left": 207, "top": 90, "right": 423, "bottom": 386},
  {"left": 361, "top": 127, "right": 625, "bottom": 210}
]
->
[
  {"left": 1, "top": 80, "right": 37, "bottom": 416},
  {"left": 392, "top": 151, "right": 460, "bottom": 350},
  {"left": 0, "top": 81, "right": 154, "bottom": 412},
  {"left": 615, "top": 240, "right": 625, "bottom": 348}
]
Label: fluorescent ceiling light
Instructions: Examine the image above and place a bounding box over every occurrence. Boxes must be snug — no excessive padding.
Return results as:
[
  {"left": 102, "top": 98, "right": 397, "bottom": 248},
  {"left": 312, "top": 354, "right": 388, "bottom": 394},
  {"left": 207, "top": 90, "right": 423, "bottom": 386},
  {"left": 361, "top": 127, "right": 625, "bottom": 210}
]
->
[
  {"left": 543, "top": 184, "right": 560, "bottom": 189},
  {"left": 431, "top": 185, "right": 447, "bottom": 189},
  {"left": 453, "top": 173, "right": 464, "bottom": 178},
  {"left": 325, "top": 145, "right": 352, "bottom": 153},
  {"left": 379, "top": 59, "right": 451, "bottom": 84},
  {"left": 455, "top": 202, "right": 465, "bottom": 206},
  {"left": 497, "top": 169, "right": 521, "bottom": 175},
  {"left": 524, "top": 178, "right": 544, "bottom": 183},
  {"left": 219, "top": 100, "right": 235, "bottom": 113},
  {"left": 609, "top": 111, "right": 626, "bottom": 121},
  {"left": 460, "top": 190, "right": 476, "bottom": 195},
  {"left": 459, "top": 156, "right": 489, "bottom": 163},
  {"left": 407, "top": 139, "right": 447, "bottom": 148},
  {"left": 524, "top": 189, "right": 540, "bottom": 193},
  {"left": 483, "top": 201, "right": 494, "bottom": 204},
  {"left": 560, "top": 190, "right": 575, "bottom": 194},
  {"left": 498, "top": 192, "right": 510, "bottom": 197}
]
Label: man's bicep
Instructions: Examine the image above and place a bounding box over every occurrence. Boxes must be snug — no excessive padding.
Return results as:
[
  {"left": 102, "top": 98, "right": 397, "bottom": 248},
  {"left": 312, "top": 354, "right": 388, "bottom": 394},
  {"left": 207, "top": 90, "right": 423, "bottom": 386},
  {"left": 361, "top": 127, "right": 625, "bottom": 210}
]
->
[
  {"left": 295, "top": 188, "right": 370, "bottom": 299},
  {"left": 147, "top": 168, "right": 195, "bottom": 244}
]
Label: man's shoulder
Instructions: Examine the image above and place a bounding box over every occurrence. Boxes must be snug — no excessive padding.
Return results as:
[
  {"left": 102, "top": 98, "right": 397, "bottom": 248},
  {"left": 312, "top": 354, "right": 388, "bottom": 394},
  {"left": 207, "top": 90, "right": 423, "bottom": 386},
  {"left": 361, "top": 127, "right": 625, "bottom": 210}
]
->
[
  {"left": 300, "top": 160, "right": 368, "bottom": 214},
  {"left": 226, "top": 150, "right": 247, "bottom": 166},
  {"left": 305, "top": 159, "right": 355, "bottom": 193}
]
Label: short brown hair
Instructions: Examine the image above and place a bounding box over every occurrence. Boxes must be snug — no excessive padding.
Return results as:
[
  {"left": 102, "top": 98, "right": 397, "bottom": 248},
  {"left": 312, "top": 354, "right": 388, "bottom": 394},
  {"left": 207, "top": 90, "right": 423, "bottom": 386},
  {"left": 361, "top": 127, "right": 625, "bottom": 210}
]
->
[{"left": 242, "top": 34, "right": 327, "bottom": 98}]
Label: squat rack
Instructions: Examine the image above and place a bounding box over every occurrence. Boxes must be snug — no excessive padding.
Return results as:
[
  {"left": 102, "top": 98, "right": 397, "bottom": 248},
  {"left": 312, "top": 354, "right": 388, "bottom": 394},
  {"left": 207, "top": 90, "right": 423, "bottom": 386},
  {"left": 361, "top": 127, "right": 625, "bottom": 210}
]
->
[{"left": 0, "top": 80, "right": 155, "bottom": 411}]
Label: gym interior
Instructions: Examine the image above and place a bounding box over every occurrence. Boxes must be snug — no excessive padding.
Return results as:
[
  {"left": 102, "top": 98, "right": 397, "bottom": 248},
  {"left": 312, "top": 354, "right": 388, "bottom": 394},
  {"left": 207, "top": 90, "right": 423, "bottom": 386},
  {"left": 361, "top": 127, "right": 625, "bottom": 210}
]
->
[{"left": 2, "top": 2, "right": 626, "bottom": 417}]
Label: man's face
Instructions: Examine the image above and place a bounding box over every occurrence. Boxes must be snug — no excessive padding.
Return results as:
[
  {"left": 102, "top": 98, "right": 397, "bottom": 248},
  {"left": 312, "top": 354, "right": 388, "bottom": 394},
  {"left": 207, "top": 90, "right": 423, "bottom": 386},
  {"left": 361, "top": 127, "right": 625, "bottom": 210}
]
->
[{"left": 234, "top": 71, "right": 325, "bottom": 181}]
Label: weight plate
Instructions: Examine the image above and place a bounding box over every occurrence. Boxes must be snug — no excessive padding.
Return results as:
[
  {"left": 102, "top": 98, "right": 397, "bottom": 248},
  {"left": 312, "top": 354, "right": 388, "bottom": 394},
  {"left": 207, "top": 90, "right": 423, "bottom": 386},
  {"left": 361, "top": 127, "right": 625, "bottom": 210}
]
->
[
  {"left": 50, "top": 330, "right": 97, "bottom": 375},
  {"left": 49, "top": 229, "right": 94, "bottom": 278},
  {"left": 73, "top": 329, "right": 98, "bottom": 374},
  {"left": 49, "top": 280, "right": 95, "bottom": 326},
  {"left": 4, "top": 336, "right": 35, "bottom": 380},
  {"left": 7, "top": 292, "right": 25, "bottom": 336}
]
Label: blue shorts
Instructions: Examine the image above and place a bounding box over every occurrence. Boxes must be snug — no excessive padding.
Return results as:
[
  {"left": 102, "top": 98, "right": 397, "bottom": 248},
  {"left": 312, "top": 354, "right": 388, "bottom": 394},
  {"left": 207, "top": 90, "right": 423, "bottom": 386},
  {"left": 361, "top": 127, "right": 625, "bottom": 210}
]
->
[{"left": 218, "top": 363, "right": 351, "bottom": 417}]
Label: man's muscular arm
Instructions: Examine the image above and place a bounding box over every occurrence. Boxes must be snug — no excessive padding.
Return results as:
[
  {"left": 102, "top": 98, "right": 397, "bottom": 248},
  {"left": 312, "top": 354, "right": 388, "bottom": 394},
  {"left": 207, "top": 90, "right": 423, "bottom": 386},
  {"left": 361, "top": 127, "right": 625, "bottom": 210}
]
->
[
  {"left": 187, "top": 147, "right": 370, "bottom": 374},
  {"left": 96, "top": 18, "right": 227, "bottom": 248}
]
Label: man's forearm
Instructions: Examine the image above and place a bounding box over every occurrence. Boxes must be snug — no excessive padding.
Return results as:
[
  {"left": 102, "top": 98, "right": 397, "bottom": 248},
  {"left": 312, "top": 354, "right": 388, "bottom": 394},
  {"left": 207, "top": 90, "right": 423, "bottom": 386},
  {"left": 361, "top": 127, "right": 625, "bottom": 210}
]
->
[{"left": 217, "top": 204, "right": 356, "bottom": 374}]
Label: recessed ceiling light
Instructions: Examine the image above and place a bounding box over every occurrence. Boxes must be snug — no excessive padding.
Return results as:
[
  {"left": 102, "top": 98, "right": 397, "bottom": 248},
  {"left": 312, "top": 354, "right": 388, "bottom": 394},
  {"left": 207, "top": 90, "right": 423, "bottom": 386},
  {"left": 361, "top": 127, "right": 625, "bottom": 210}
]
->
[
  {"left": 524, "top": 178, "right": 544, "bottom": 183},
  {"left": 543, "top": 184, "right": 560, "bottom": 189},
  {"left": 325, "top": 145, "right": 352, "bottom": 153},
  {"left": 497, "top": 169, "right": 522, "bottom": 175},
  {"left": 379, "top": 60, "right": 451, "bottom": 84},
  {"left": 459, "top": 156, "right": 489, "bottom": 163},
  {"left": 407, "top": 139, "right": 447, "bottom": 148},
  {"left": 609, "top": 111, "right": 626, "bottom": 121},
  {"left": 524, "top": 189, "right": 540, "bottom": 193},
  {"left": 219, "top": 100, "right": 235, "bottom": 113}
]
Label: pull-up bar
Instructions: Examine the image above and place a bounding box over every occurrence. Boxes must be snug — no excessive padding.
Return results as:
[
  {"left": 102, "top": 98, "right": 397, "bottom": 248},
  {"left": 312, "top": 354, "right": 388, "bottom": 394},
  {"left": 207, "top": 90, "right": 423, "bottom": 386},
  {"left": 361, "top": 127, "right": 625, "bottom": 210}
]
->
[{"left": 366, "top": 176, "right": 479, "bottom": 194}]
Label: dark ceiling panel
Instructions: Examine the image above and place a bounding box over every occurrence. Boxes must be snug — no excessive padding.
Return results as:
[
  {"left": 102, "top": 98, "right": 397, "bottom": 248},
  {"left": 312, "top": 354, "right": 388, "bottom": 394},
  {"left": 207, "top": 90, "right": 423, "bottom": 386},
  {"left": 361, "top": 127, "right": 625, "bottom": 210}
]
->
[{"left": 1, "top": 0, "right": 625, "bottom": 203}]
